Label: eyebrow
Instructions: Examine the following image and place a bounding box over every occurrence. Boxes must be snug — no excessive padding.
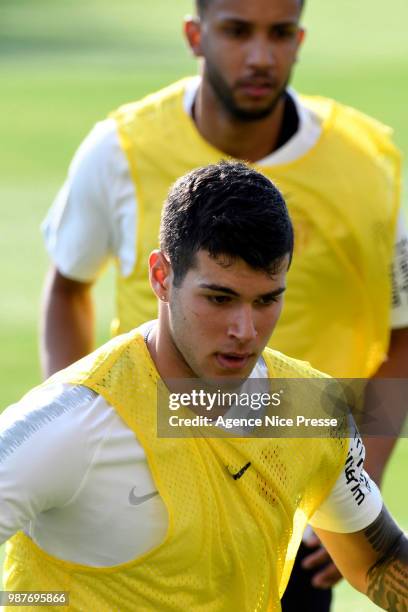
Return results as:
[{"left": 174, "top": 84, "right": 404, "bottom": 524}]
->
[
  {"left": 198, "top": 283, "right": 286, "bottom": 299},
  {"left": 218, "top": 16, "right": 299, "bottom": 27}
]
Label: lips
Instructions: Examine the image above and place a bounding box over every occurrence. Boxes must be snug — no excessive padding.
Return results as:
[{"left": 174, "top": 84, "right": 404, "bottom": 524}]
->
[
  {"left": 215, "top": 352, "right": 253, "bottom": 371},
  {"left": 237, "top": 78, "right": 277, "bottom": 98}
]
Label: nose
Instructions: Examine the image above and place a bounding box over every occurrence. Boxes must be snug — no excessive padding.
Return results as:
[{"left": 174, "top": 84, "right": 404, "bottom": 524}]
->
[
  {"left": 247, "top": 34, "right": 275, "bottom": 69},
  {"left": 228, "top": 304, "right": 257, "bottom": 343}
]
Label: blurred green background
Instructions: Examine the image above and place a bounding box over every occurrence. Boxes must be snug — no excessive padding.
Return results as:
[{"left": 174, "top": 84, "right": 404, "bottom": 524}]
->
[{"left": 0, "top": 1, "right": 407, "bottom": 609}]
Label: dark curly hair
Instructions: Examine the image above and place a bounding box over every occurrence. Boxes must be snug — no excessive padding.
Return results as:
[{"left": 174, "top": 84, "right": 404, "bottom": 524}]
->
[
  {"left": 160, "top": 161, "right": 293, "bottom": 287},
  {"left": 196, "top": 0, "right": 305, "bottom": 16}
]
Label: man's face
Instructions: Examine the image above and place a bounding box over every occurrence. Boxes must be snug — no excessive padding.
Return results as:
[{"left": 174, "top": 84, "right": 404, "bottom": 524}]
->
[
  {"left": 188, "top": 0, "right": 304, "bottom": 121},
  {"left": 167, "top": 250, "right": 288, "bottom": 380}
]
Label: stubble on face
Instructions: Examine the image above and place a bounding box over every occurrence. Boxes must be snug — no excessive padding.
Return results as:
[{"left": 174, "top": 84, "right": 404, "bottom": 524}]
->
[
  {"left": 204, "top": 57, "right": 290, "bottom": 122},
  {"left": 195, "top": 0, "right": 303, "bottom": 124},
  {"left": 163, "top": 253, "right": 288, "bottom": 382}
]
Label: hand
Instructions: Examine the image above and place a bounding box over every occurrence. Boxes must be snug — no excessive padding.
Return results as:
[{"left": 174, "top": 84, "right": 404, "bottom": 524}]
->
[{"left": 302, "top": 530, "right": 343, "bottom": 589}]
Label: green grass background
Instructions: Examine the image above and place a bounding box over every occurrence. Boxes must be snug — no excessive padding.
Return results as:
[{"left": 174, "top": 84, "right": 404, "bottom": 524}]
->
[{"left": 0, "top": 1, "right": 407, "bottom": 609}]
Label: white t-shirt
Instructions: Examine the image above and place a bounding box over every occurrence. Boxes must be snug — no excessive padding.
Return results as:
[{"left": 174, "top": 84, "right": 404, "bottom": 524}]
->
[
  {"left": 42, "top": 78, "right": 408, "bottom": 329},
  {"left": 0, "top": 355, "right": 382, "bottom": 567}
]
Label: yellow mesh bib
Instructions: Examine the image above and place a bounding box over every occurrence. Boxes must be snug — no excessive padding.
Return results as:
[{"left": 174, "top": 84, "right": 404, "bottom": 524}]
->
[
  {"left": 4, "top": 330, "right": 348, "bottom": 611},
  {"left": 110, "top": 78, "right": 400, "bottom": 377}
]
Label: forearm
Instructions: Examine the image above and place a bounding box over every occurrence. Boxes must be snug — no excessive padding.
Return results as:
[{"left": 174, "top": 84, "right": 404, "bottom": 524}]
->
[
  {"left": 40, "top": 269, "right": 94, "bottom": 378},
  {"left": 366, "top": 532, "right": 408, "bottom": 610},
  {"left": 316, "top": 506, "right": 408, "bottom": 608}
]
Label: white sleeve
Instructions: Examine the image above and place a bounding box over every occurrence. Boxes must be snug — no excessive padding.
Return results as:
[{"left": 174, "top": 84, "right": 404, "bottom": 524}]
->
[
  {"left": 0, "top": 384, "right": 99, "bottom": 545},
  {"left": 391, "top": 209, "right": 408, "bottom": 328},
  {"left": 41, "top": 119, "right": 137, "bottom": 282},
  {"left": 309, "top": 430, "right": 383, "bottom": 533}
]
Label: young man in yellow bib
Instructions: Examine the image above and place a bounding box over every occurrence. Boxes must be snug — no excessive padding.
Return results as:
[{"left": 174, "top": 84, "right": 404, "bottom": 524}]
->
[
  {"left": 3, "top": 163, "right": 408, "bottom": 611},
  {"left": 40, "top": 0, "right": 408, "bottom": 608}
]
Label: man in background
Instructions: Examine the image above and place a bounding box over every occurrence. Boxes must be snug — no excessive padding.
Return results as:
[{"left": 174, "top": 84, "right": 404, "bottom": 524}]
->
[{"left": 40, "top": 0, "right": 408, "bottom": 609}]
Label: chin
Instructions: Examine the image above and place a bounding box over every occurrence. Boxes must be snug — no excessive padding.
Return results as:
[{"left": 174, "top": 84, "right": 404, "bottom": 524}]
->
[{"left": 210, "top": 367, "right": 254, "bottom": 385}]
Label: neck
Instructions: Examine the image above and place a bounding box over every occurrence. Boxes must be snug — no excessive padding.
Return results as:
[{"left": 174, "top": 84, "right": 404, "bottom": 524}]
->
[{"left": 193, "top": 79, "right": 287, "bottom": 163}]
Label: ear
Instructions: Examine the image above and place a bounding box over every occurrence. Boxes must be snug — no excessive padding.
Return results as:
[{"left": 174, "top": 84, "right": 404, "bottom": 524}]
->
[
  {"left": 149, "top": 250, "right": 171, "bottom": 301},
  {"left": 184, "top": 16, "right": 203, "bottom": 57},
  {"left": 291, "top": 27, "right": 305, "bottom": 64},
  {"left": 296, "top": 26, "right": 306, "bottom": 51}
]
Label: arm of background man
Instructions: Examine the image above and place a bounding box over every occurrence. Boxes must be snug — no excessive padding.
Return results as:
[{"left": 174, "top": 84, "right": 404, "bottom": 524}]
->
[
  {"left": 315, "top": 506, "right": 408, "bottom": 610},
  {"left": 39, "top": 119, "right": 132, "bottom": 378},
  {"left": 363, "top": 326, "right": 408, "bottom": 486},
  {"left": 40, "top": 266, "right": 94, "bottom": 377},
  {"left": 301, "top": 218, "right": 408, "bottom": 585},
  {"left": 363, "top": 214, "right": 408, "bottom": 485}
]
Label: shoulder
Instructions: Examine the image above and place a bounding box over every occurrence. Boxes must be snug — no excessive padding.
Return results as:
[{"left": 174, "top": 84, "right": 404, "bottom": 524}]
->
[
  {"left": 0, "top": 383, "right": 121, "bottom": 519},
  {"left": 48, "top": 328, "right": 147, "bottom": 389},
  {"left": 298, "top": 93, "right": 400, "bottom": 159},
  {"left": 110, "top": 77, "right": 195, "bottom": 125},
  {"left": 0, "top": 383, "right": 102, "bottom": 466},
  {"left": 262, "top": 347, "right": 330, "bottom": 379},
  {"left": 1, "top": 384, "right": 96, "bottom": 437},
  {"left": 69, "top": 118, "right": 123, "bottom": 177}
]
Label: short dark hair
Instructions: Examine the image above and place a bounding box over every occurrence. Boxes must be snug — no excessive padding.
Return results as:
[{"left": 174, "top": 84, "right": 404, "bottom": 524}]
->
[
  {"left": 160, "top": 161, "right": 294, "bottom": 286},
  {"left": 196, "top": 0, "right": 305, "bottom": 16}
]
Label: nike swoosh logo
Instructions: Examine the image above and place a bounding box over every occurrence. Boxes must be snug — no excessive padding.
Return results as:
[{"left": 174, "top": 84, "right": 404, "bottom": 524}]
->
[
  {"left": 227, "top": 462, "right": 251, "bottom": 480},
  {"left": 128, "top": 487, "right": 159, "bottom": 506}
]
